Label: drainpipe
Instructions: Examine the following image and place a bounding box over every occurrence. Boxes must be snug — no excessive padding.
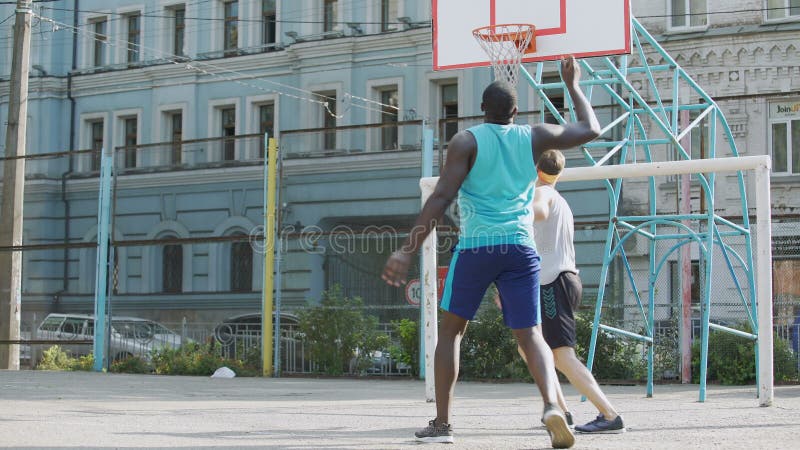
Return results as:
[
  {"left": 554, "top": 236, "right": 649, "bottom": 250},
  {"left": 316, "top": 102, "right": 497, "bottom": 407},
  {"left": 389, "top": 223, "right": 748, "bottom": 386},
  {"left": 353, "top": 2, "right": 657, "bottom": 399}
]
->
[{"left": 60, "top": 0, "right": 79, "bottom": 305}]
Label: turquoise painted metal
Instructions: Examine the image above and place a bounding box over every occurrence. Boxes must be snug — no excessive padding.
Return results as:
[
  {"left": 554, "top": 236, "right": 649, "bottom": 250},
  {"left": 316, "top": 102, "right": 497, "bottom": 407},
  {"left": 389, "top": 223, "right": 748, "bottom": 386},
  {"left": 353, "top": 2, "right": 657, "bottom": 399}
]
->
[
  {"left": 521, "top": 18, "right": 758, "bottom": 402},
  {"left": 92, "top": 148, "right": 114, "bottom": 372}
]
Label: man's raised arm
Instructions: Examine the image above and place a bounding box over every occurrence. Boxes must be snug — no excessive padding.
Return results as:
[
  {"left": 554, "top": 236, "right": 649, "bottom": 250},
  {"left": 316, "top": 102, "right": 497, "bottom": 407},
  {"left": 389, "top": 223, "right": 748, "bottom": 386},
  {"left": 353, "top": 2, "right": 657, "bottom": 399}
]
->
[{"left": 531, "top": 56, "right": 601, "bottom": 161}]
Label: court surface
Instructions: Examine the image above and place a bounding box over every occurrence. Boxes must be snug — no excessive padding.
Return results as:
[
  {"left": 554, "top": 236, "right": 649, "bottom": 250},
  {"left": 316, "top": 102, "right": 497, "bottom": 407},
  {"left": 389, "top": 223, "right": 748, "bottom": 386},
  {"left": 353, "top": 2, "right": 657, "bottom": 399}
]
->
[{"left": 1, "top": 370, "right": 799, "bottom": 449}]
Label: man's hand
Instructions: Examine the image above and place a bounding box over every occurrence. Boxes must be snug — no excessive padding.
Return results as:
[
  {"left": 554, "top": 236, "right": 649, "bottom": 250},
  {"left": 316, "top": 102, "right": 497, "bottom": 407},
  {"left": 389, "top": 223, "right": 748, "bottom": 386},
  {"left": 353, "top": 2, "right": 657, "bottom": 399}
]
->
[
  {"left": 559, "top": 56, "right": 580, "bottom": 88},
  {"left": 382, "top": 251, "right": 412, "bottom": 287}
]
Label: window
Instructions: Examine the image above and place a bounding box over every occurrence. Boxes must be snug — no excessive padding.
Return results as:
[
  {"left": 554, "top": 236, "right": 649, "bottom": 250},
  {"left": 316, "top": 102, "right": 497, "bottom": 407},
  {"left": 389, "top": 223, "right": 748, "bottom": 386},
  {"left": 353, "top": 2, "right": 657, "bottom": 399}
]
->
[
  {"left": 669, "top": 0, "right": 708, "bottom": 29},
  {"left": 92, "top": 18, "right": 107, "bottom": 67},
  {"left": 162, "top": 242, "right": 183, "bottom": 293},
  {"left": 173, "top": 6, "right": 186, "bottom": 57},
  {"left": 61, "top": 318, "right": 89, "bottom": 336},
  {"left": 263, "top": 0, "right": 276, "bottom": 45},
  {"left": 379, "top": 88, "right": 398, "bottom": 150},
  {"left": 670, "top": 260, "right": 702, "bottom": 313},
  {"left": 224, "top": 1, "right": 239, "bottom": 53},
  {"left": 324, "top": 0, "right": 338, "bottom": 32},
  {"left": 259, "top": 103, "right": 275, "bottom": 157},
  {"left": 123, "top": 117, "right": 137, "bottom": 168},
  {"left": 381, "top": 0, "right": 397, "bottom": 32},
  {"left": 221, "top": 107, "right": 236, "bottom": 160},
  {"left": 126, "top": 13, "right": 141, "bottom": 63},
  {"left": 170, "top": 112, "right": 183, "bottom": 165},
  {"left": 320, "top": 93, "right": 337, "bottom": 150},
  {"left": 230, "top": 234, "right": 252, "bottom": 292},
  {"left": 90, "top": 120, "right": 104, "bottom": 171},
  {"left": 541, "top": 75, "right": 565, "bottom": 125},
  {"left": 767, "top": 0, "right": 800, "bottom": 21},
  {"left": 769, "top": 101, "right": 800, "bottom": 175},
  {"left": 39, "top": 317, "right": 64, "bottom": 332},
  {"left": 441, "top": 83, "right": 458, "bottom": 143}
]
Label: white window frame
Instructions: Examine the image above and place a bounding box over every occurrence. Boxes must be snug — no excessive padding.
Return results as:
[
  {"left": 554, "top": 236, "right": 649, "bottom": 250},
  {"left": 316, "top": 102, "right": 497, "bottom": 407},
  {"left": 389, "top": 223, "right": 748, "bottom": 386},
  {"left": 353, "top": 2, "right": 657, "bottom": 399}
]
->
[
  {"left": 155, "top": 102, "right": 189, "bottom": 165},
  {"left": 768, "top": 112, "right": 800, "bottom": 176},
  {"left": 666, "top": 0, "right": 709, "bottom": 32},
  {"left": 366, "top": 0, "right": 404, "bottom": 34},
  {"left": 208, "top": 98, "right": 241, "bottom": 162},
  {"left": 764, "top": 0, "right": 800, "bottom": 23},
  {"left": 79, "top": 111, "right": 109, "bottom": 172},
  {"left": 217, "top": 0, "right": 241, "bottom": 52},
  {"left": 113, "top": 108, "right": 143, "bottom": 168},
  {"left": 426, "top": 73, "right": 463, "bottom": 144},
  {"left": 321, "top": 0, "right": 343, "bottom": 33},
  {"left": 366, "top": 77, "right": 404, "bottom": 151},
  {"left": 116, "top": 5, "right": 145, "bottom": 64},
  {"left": 85, "top": 14, "right": 111, "bottom": 68},
  {"left": 159, "top": 3, "right": 189, "bottom": 58},
  {"left": 246, "top": 93, "right": 280, "bottom": 159},
  {"left": 308, "top": 82, "right": 342, "bottom": 151},
  {"left": 249, "top": 0, "right": 281, "bottom": 49}
]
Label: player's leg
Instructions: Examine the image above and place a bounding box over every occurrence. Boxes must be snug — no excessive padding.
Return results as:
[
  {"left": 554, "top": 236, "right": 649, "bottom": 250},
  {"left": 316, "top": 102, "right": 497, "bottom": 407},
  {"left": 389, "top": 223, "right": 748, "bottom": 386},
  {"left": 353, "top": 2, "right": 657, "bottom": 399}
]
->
[
  {"left": 515, "top": 342, "right": 572, "bottom": 426},
  {"left": 433, "top": 311, "right": 468, "bottom": 425},
  {"left": 547, "top": 271, "right": 624, "bottom": 434},
  {"left": 415, "top": 247, "right": 501, "bottom": 443},
  {"left": 552, "top": 346, "right": 619, "bottom": 421},
  {"left": 496, "top": 245, "right": 574, "bottom": 448}
]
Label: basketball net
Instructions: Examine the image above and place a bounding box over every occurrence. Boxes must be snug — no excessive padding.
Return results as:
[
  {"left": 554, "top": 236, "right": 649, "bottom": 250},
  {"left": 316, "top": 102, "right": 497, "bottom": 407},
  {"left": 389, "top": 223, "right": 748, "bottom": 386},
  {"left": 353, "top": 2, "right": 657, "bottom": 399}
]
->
[{"left": 472, "top": 24, "right": 536, "bottom": 87}]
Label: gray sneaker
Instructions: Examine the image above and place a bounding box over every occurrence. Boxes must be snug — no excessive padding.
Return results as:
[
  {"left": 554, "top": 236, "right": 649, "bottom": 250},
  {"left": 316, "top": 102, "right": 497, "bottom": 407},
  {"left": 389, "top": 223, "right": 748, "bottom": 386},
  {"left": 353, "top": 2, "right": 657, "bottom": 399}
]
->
[
  {"left": 542, "top": 405, "right": 576, "bottom": 449},
  {"left": 541, "top": 411, "right": 574, "bottom": 429},
  {"left": 415, "top": 419, "right": 454, "bottom": 444},
  {"left": 575, "top": 414, "right": 626, "bottom": 434}
]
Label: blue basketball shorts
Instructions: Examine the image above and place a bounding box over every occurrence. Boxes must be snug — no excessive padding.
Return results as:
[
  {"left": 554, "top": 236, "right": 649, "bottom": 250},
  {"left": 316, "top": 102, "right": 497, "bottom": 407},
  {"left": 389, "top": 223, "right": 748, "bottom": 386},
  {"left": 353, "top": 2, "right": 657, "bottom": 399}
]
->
[{"left": 440, "top": 244, "right": 541, "bottom": 329}]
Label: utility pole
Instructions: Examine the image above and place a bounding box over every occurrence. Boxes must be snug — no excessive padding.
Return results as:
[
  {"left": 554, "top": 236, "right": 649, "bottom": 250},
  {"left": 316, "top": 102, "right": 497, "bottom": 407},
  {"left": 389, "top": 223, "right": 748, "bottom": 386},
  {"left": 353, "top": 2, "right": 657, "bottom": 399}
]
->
[{"left": 0, "top": 0, "right": 33, "bottom": 370}]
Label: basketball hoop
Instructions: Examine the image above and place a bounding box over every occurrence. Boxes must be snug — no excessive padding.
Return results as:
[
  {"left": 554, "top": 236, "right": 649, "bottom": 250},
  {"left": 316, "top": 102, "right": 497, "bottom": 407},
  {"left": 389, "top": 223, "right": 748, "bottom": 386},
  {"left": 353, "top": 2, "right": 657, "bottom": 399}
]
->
[{"left": 472, "top": 24, "right": 536, "bottom": 87}]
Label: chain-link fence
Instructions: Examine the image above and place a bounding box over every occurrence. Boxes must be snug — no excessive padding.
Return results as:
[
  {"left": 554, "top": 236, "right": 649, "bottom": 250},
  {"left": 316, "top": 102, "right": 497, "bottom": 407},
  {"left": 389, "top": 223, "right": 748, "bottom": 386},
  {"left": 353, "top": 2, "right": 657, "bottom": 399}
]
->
[{"left": 3, "top": 121, "right": 799, "bottom": 382}]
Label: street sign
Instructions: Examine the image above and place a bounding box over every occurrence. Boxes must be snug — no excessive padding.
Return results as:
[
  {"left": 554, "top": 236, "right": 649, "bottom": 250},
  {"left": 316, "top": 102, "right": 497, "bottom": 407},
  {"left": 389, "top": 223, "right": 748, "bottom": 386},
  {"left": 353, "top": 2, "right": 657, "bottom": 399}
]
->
[{"left": 405, "top": 267, "right": 449, "bottom": 306}]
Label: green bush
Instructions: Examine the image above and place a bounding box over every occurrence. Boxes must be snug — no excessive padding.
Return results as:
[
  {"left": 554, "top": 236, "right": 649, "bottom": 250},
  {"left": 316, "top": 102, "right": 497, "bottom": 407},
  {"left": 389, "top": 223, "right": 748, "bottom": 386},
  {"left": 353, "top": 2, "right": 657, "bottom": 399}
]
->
[
  {"left": 691, "top": 324, "right": 799, "bottom": 385},
  {"left": 297, "top": 285, "right": 391, "bottom": 375},
  {"left": 110, "top": 355, "right": 150, "bottom": 374},
  {"left": 36, "top": 345, "right": 75, "bottom": 371},
  {"left": 389, "top": 318, "right": 419, "bottom": 377},
  {"left": 459, "top": 306, "right": 528, "bottom": 380},
  {"left": 574, "top": 312, "right": 646, "bottom": 382},
  {"left": 150, "top": 342, "right": 260, "bottom": 376},
  {"left": 36, "top": 346, "right": 95, "bottom": 371}
]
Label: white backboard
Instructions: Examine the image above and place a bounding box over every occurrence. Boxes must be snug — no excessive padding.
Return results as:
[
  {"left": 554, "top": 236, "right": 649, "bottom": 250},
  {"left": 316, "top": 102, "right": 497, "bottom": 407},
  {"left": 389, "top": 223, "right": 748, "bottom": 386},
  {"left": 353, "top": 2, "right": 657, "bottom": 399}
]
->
[{"left": 432, "top": 0, "right": 631, "bottom": 70}]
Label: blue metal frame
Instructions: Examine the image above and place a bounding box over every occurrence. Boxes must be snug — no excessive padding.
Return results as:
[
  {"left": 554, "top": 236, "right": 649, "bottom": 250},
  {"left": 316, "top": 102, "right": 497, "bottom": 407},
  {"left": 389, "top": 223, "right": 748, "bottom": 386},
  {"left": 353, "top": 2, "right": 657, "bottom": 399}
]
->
[
  {"left": 522, "top": 18, "right": 758, "bottom": 402},
  {"left": 92, "top": 148, "right": 114, "bottom": 372}
]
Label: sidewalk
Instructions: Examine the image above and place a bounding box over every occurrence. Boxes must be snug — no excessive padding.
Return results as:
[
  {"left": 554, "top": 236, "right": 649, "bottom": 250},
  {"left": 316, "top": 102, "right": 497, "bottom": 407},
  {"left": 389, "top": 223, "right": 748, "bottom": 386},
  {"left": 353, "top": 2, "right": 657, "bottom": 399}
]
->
[{"left": 1, "top": 370, "right": 798, "bottom": 449}]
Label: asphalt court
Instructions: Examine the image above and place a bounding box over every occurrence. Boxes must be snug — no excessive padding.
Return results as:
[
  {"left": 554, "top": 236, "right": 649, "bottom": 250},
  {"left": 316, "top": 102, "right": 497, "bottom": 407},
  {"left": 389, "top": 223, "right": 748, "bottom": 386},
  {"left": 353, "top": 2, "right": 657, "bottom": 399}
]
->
[{"left": 1, "top": 371, "right": 799, "bottom": 449}]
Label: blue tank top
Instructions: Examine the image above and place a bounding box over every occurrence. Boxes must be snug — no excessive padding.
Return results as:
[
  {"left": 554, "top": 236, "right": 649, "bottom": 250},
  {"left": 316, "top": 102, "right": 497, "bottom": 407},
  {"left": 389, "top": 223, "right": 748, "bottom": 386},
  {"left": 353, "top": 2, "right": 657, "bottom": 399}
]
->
[{"left": 457, "top": 123, "right": 537, "bottom": 250}]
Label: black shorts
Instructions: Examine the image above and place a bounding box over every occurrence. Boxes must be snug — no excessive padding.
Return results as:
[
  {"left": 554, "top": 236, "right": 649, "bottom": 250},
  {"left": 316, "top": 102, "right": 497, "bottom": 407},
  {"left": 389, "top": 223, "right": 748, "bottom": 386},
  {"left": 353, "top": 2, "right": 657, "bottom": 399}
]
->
[{"left": 540, "top": 271, "right": 582, "bottom": 349}]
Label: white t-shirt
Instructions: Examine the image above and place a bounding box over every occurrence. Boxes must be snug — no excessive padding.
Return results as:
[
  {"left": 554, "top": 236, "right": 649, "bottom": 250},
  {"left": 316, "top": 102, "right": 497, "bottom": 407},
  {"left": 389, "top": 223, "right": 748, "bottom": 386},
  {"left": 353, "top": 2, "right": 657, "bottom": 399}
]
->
[{"left": 533, "top": 185, "right": 578, "bottom": 285}]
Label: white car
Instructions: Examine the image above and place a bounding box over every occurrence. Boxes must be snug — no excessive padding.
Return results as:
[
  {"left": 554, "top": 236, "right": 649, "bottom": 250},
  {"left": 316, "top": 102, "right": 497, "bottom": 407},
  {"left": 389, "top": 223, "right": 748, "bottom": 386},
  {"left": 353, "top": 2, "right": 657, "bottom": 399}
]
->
[{"left": 35, "top": 313, "right": 187, "bottom": 361}]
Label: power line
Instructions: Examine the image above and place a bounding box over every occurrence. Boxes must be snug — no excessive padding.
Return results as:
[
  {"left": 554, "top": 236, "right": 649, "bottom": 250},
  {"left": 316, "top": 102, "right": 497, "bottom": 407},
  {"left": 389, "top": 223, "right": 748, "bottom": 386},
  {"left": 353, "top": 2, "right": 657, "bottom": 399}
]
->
[{"left": 31, "top": 12, "right": 401, "bottom": 118}]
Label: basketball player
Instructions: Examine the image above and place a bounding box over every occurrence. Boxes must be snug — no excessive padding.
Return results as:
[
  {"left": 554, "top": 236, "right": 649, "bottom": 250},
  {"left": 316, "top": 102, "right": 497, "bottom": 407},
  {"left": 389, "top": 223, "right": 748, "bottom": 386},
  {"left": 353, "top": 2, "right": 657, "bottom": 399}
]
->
[
  {"left": 530, "top": 149, "right": 625, "bottom": 434},
  {"left": 382, "top": 56, "right": 600, "bottom": 448}
]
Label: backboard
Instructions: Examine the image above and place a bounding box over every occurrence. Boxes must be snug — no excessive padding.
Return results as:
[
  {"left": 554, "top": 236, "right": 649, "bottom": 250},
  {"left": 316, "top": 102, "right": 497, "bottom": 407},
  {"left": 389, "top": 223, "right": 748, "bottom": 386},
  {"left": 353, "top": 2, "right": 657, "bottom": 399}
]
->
[{"left": 432, "top": 0, "right": 631, "bottom": 70}]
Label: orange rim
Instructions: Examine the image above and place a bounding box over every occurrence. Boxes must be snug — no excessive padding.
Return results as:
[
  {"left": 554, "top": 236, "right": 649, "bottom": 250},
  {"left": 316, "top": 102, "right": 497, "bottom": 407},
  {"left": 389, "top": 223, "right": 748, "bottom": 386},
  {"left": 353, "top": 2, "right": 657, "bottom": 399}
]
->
[{"left": 472, "top": 23, "right": 537, "bottom": 54}]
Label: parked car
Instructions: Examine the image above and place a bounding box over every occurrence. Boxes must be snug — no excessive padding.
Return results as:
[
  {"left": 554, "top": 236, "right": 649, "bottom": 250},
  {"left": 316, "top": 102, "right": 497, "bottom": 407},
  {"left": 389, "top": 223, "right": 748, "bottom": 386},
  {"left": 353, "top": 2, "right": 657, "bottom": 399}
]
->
[
  {"left": 213, "top": 312, "right": 308, "bottom": 370},
  {"left": 35, "top": 313, "right": 188, "bottom": 362}
]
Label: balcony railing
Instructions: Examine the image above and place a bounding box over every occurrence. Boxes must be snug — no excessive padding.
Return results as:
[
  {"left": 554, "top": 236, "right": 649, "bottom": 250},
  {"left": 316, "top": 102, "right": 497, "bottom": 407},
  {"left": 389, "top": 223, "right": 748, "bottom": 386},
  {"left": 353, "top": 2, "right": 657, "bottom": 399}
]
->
[{"left": 280, "top": 120, "right": 424, "bottom": 159}]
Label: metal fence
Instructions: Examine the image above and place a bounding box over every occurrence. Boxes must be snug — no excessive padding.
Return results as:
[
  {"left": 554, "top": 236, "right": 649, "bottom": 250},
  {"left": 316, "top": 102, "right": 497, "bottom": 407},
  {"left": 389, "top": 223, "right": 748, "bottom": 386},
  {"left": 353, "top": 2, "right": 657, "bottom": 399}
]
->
[{"left": 3, "top": 120, "right": 799, "bottom": 381}]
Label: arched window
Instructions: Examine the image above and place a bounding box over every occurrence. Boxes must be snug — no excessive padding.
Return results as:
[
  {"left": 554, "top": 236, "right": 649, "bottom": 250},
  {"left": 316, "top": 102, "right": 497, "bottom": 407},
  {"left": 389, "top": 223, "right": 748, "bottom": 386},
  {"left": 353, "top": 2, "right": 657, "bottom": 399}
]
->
[
  {"left": 230, "top": 233, "right": 252, "bottom": 292},
  {"left": 162, "top": 241, "right": 183, "bottom": 293}
]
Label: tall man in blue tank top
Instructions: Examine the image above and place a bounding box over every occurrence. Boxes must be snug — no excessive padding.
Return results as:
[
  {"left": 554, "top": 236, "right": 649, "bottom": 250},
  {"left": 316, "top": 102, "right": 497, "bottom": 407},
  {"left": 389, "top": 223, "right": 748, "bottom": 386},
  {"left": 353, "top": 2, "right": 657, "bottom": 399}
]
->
[{"left": 382, "top": 56, "right": 600, "bottom": 449}]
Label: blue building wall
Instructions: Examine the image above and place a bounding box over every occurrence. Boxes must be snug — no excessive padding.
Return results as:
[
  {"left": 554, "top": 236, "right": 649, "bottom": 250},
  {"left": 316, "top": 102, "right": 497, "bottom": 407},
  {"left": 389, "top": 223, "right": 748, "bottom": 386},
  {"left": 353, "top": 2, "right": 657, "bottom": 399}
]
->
[{"left": 1, "top": 1, "right": 612, "bottom": 325}]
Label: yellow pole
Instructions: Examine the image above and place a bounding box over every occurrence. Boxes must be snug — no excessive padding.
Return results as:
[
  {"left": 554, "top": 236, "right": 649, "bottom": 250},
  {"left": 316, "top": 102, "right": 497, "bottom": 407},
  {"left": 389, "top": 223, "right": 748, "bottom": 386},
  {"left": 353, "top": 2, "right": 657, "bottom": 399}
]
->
[{"left": 262, "top": 137, "right": 277, "bottom": 376}]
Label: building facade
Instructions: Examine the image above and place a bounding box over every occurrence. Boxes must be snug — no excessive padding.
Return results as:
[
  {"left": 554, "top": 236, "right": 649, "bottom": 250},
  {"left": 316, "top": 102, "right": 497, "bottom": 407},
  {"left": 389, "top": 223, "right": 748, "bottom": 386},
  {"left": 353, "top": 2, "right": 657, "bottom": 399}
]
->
[{"left": 0, "top": 1, "right": 798, "bottom": 339}]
